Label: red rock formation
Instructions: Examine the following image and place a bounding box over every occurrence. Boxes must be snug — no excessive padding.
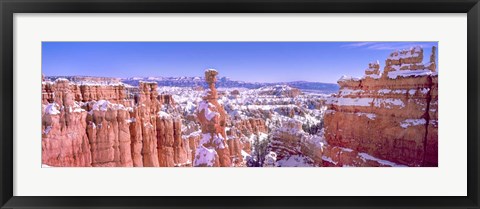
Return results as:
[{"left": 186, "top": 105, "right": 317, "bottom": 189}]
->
[
  {"left": 231, "top": 118, "right": 268, "bottom": 136},
  {"left": 86, "top": 100, "right": 133, "bottom": 167},
  {"left": 193, "top": 69, "right": 232, "bottom": 167},
  {"left": 42, "top": 104, "right": 92, "bottom": 167},
  {"left": 267, "top": 119, "right": 323, "bottom": 167},
  {"left": 41, "top": 79, "right": 92, "bottom": 167},
  {"left": 42, "top": 78, "right": 188, "bottom": 167},
  {"left": 42, "top": 78, "right": 132, "bottom": 107},
  {"left": 72, "top": 84, "right": 132, "bottom": 107},
  {"left": 156, "top": 115, "right": 189, "bottom": 167},
  {"left": 321, "top": 145, "right": 405, "bottom": 167},
  {"left": 323, "top": 46, "right": 438, "bottom": 167}
]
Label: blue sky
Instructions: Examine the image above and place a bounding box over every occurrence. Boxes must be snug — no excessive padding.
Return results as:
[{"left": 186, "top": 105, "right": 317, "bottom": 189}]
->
[{"left": 42, "top": 42, "right": 438, "bottom": 83}]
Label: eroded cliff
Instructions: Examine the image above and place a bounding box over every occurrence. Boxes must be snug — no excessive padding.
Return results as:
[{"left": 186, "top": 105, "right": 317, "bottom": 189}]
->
[
  {"left": 323, "top": 46, "right": 438, "bottom": 166},
  {"left": 42, "top": 78, "right": 188, "bottom": 167}
]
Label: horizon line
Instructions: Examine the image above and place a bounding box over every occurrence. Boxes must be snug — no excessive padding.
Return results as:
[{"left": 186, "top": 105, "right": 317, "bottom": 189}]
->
[{"left": 43, "top": 74, "right": 340, "bottom": 85}]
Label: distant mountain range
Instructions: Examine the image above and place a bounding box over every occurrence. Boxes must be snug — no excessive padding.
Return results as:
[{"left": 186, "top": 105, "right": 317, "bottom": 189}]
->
[
  {"left": 44, "top": 76, "right": 339, "bottom": 94},
  {"left": 121, "top": 76, "right": 339, "bottom": 94}
]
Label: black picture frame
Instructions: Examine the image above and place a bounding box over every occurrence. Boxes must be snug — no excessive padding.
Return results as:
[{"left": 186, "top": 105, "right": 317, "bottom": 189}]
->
[{"left": 1, "top": 0, "right": 479, "bottom": 208}]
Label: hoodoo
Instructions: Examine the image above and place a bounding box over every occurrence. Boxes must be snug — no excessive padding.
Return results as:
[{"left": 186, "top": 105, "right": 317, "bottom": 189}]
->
[{"left": 193, "top": 69, "right": 232, "bottom": 167}]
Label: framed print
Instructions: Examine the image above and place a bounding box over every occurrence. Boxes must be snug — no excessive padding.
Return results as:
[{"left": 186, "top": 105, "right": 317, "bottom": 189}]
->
[{"left": 1, "top": 0, "right": 479, "bottom": 208}]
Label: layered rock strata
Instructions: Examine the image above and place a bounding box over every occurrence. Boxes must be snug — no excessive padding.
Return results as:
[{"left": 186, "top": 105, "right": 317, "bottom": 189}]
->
[
  {"left": 42, "top": 78, "right": 189, "bottom": 167},
  {"left": 193, "top": 69, "right": 233, "bottom": 167},
  {"left": 324, "top": 46, "right": 438, "bottom": 167},
  {"left": 266, "top": 119, "right": 323, "bottom": 167}
]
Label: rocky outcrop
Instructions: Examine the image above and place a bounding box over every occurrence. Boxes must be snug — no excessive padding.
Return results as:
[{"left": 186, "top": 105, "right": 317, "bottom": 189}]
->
[
  {"left": 42, "top": 102, "right": 92, "bottom": 167},
  {"left": 86, "top": 100, "right": 133, "bottom": 167},
  {"left": 321, "top": 144, "right": 405, "bottom": 167},
  {"left": 42, "top": 78, "right": 133, "bottom": 107},
  {"left": 323, "top": 46, "right": 438, "bottom": 167},
  {"left": 267, "top": 119, "right": 323, "bottom": 167},
  {"left": 193, "top": 69, "right": 232, "bottom": 167},
  {"left": 42, "top": 78, "right": 189, "bottom": 167},
  {"left": 229, "top": 118, "right": 268, "bottom": 136}
]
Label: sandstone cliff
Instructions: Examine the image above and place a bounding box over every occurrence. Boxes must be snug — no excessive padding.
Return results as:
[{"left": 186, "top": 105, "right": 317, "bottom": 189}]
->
[
  {"left": 42, "top": 78, "right": 189, "bottom": 167},
  {"left": 323, "top": 46, "right": 438, "bottom": 167}
]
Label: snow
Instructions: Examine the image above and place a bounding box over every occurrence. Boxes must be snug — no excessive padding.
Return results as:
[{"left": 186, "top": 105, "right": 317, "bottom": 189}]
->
[
  {"left": 339, "top": 88, "right": 364, "bottom": 96},
  {"left": 143, "top": 122, "right": 154, "bottom": 128},
  {"left": 392, "top": 89, "right": 407, "bottom": 94},
  {"left": 175, "top": 160, "right": 192, "bottom": 167},
  {"left": 193, "top": 145, "right": 217, "bottom": 167},
  {"left": 248, "top": 132, "right": 268, "bottom": 144},
  {"left": 199, "top": 133, "right": 211, "bottom": 144},
  {"left": 43, "top": 126, "right": 52, "bottom": 134},
  {"left": 303, "top": 135, "right": 325, "bottom": 150},
  {"left": 88, "top": 100, "right": 126, "bottom": 114},
  {"left": 400, "top": 118, "right": 427, "bottom": 128},
  {"left": 72, "top": 102, "right": 85, "bottom": 113},
  {"left": 199, "top": 133, "right": 225, "bottom": 149},
  {"left": 420, "top": 88, "right": 430, "bottom": 94},
  {"left": 263, "top": 152, "right": 278, "bottom": 167},
  {"left": 358, "top": 152, "right": 406, "bottom": 167},
  {"left": 378, "top": 89, "right": 391, "bottom": 94},
  {"left": 408, "top": 89, "right": 416, "bottom": 95},
  {"left": 157, "top": 111, "right": 171, "bottom": 119},
  {"left": 92, "top": 100, "right": 109, "bottom": 111},
  {"left": 241, "top": 150, "right": 251, "bottom": 160},
  {"left": 276, "top": 155, "right": 314, "bottom": 167},
  {"left": 257, "top": 85, "right": 295, "bottom": 92},
  {"left": 335, "top": 97, "right": 374, "bottom": 107},
  {"left": 387, "top": 69, "right": 433, "bottom": 79},
  {"left": 54, "top": 78, "right": 69, "bottom": 82},
  {"left": 44, "top": 103, "right": 60, "bottom": 115},
  {"left": 42, "top": 164, "right": 54, "bottom": 168},
  {"left": 198, "top": 101, "right": 220, "bottom": 121},
  {"left": 373, "top": 98, "right": 405, "bottom": 109},
  {"left": 205, "top": 68, "right": 218, "bottom": 74},
  {"left": 356, "top": 112, "right": 376, "bottom": 120},
  {"left": 364, "top": 74, "right": 381, "bottom": 79},
  {"left": 338, "top": 75, "right": 361, "bottom": 82},
  {"left": 74, "top": 81, "right": 126, "bottom": 87},
  {"left": 321, "top": 156, "right": 337, "bottom": 165}
]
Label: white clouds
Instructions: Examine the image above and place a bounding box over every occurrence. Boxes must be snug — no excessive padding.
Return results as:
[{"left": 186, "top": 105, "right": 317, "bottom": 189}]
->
[
  {"left": 342, "top": 42, "right": 435, "bottom": 51},
  {"left": 341, "top": 42, "right": 374, "bottom": 48}
]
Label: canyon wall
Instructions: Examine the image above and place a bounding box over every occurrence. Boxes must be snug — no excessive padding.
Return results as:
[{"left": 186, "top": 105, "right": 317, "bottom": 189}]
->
[
  {"left": 323, "top": 46, "right": 438, "bottom": 167},
  {"left": 42, "top": 71, "right": 250, "bottom": 167},
  {"left": 41, "top": 78, "right": 189, "bottom": 167}
]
